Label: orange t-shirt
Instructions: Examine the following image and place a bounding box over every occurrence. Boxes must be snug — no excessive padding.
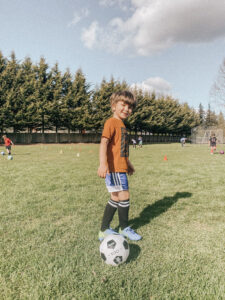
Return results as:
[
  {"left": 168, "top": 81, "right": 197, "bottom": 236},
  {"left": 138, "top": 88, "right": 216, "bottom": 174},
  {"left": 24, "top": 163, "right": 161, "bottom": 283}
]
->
[{"left": 102, "top": 117, "right": 129, "bottom": 173}]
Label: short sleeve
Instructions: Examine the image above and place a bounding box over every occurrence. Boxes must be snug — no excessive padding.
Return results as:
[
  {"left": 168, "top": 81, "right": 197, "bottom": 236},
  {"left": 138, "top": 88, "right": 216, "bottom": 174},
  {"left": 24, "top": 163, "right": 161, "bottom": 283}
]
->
[{"left": 102, "top": 119, "right": 115, "bottom": 140}]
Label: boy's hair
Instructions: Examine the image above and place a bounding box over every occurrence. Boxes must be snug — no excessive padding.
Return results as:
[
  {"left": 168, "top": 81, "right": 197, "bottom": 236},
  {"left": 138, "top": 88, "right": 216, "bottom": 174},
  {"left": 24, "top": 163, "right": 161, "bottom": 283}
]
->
[{"left": 110, "top": 91, "right": 136, "bottom": 109}]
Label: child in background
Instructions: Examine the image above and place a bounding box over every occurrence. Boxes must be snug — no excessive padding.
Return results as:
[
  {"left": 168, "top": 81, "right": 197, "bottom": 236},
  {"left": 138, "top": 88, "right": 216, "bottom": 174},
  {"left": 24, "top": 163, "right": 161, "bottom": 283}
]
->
[
  {"left": 180, "top": 137, "right": 186, "bottom": 147},
  {"left": 138, "top": 136, "right": 143, "bottom": 148},
  {"left": 209, "top": 134, "right": 217, "bottom": 154},
  {"left": 131, "top": 138, "right": 137, "bottom": 148},
  {"left": 97, "top": 91, "right": 142, "bottom": 241},
  {"left": 2, "top": 135, "right": 14, "bottom": 155}
]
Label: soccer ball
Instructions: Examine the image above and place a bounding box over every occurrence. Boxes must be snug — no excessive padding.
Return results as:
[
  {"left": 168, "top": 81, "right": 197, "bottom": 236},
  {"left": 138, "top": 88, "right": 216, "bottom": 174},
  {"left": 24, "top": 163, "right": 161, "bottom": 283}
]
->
[
  {"left": 99, "top": 234, "right": 130, "bottom": 266},
  {"left": 7, "top": 155, "right": 13, "bottom": 160},
  {"left": 220, "top": 150, "right": 224, "bottom": 154},
  {"left": 1, "top": 151, "right": 5, "bottom": 155}
]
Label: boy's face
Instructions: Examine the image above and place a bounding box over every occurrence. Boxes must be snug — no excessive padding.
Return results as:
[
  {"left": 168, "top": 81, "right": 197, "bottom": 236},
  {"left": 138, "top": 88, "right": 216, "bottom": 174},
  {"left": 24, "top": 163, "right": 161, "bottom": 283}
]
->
[{"left": 112, "top": 100, "right": 132, "bottom": 120}]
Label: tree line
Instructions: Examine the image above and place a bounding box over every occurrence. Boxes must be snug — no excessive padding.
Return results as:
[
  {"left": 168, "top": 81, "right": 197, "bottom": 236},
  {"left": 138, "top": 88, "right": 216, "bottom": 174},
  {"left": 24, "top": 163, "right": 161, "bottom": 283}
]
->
[{"left": 0, "top": 50, "right": 224, "bottom": 135}]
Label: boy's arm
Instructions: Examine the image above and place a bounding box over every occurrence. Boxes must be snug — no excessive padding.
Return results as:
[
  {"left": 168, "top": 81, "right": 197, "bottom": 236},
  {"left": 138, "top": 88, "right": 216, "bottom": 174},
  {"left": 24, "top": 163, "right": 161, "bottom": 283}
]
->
[
  {"left": 127, "top": 159, "right": 135, "bottom": 176},
  {"left": 97, "top": 137, "right": 109, "bottom": 178}
]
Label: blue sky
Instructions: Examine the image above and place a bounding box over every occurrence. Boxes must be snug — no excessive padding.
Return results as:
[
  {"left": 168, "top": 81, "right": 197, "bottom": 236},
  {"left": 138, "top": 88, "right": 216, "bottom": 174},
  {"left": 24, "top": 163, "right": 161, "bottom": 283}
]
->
[{"left": 1, "top": 0, "right": 225, "bottom": 112}]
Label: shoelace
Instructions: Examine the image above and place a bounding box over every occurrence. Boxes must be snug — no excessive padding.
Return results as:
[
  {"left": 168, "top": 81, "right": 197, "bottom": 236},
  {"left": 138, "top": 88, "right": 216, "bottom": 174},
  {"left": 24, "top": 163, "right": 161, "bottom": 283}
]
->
[{"left": 126, "top": 227, "right": 136, "bottom": 234}]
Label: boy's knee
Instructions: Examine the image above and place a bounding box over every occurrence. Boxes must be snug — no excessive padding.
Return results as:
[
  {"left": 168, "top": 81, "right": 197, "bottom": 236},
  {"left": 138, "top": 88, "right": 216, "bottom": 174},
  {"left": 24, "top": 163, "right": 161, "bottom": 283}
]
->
[
  {"left": 111, "top": 190, "right": 130, "bottom": 201},
  {"left": 111, "top": 192, "right": 119, "bottom": 201}
]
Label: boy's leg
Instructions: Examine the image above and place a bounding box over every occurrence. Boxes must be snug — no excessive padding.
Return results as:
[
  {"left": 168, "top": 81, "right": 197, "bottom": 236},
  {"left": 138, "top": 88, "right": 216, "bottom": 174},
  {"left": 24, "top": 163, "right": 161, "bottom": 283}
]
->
[
  {"left": 118, "top": 199, "right": 130, "bottom": 229},
  {"left": 115, "top": 190, "right": 142, "bottom": 241},
  {"left": 6, "top": 146, "right": 11, "bottom": 155},
  {"left": 112, "top": 190, "right": 130, "bottom": 230},
  {"left": 100, "top": 199, "right": 118, "bottom": 232},
  {"left": 98, "top": 198, "right": 119, "bottom": 241}
]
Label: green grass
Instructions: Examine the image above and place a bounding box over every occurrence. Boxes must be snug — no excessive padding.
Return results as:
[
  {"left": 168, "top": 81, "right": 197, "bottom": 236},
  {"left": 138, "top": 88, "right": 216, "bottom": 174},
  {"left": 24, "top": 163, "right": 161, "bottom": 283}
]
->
[{"left": 0, "top": 143, "right": 225, "bottom": 299}]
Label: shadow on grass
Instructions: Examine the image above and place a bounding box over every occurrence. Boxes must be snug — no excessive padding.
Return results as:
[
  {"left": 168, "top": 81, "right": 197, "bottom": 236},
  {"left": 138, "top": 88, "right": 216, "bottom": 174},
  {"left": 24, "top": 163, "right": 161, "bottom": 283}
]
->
[
  {"left": 126, "top": 243, "right": 141, "bottom": 264},
  {"left": 129, "top": 192, "right": 192, "bottom": 230}
]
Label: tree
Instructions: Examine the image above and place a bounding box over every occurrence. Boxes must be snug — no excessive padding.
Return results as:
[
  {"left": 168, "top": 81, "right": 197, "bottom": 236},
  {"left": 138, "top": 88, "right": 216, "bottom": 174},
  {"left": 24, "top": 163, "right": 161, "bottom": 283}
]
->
[
  {"left": 205, "top": 104, "right": 218, "bottom": 127},
  {"left": 70, "top": 69, "right": 91, "bottom": 132},
  {"left": 48, "top": 63, "right": 64, "bottom": 132},
  {"left": 198, "top": 103, "right": 205, "bottom": 126},
  {"left": 2, "top": 52, "right": 22, "bottom": 132},
  {"left": 176, "top": 103, "right": 199, "bottom": 134},
  {"left": 128, "top": 90, "right": 157, "bottom": 134},
  {"left": 211, "top": 58, "right": 225, "bottom": 107},
  {"left": 0, "top": 51, "right": 8, "bottom": 132},
  {"left": 34, "top": 57, "right": 51, "bottom": 133},
  {"left": 18, "top": 57, "right": 36, "bottom": 132},
  {"left": 217, "top": 111, "right": 225, "bottom": 128},
  {"left": 60, "top": 69, "right": 73, "bottom": 132}
]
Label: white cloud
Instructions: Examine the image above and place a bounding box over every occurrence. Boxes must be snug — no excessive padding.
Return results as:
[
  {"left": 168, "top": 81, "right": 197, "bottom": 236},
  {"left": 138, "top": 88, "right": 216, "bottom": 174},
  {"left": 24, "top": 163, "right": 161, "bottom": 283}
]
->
[
  {"left": 68, "top": 8, "right": 89, "bottom": 27},
  {"left": 99, "top": 0, "right": 131, "bottom": 11},
  {"left": 81, "top": 21, "right": 99, "bottom": 49},
  {"left": 131, "top": 77, "right": 172, "bottom": 95},
  {"left": 82, "top": 0, "right": 225, "bottom": 55}
]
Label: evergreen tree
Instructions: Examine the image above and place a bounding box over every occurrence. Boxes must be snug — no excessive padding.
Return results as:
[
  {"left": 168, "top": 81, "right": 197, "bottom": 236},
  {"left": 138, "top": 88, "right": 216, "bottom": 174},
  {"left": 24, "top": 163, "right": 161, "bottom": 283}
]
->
[
  {"left": 48, "top": 63, "right": 63, "bottom": 132},
  {"left": 60, "top": 69, "right": 73, "bottom": 132},
  {"left": 34, "top": 57, "right": 51, "bottom": 133},
  {"left": 3, "top": 52, "right": 22, "bottom": 132},
  {"left": 205, "top": 104, "right": 218, "bottom": 127},
  {"left": 198, "top": 103, "right": 205, "bottom": 126},
  {"left": 0, "top": 51, "right": 8, "bottom": 132},
  {"left": 70, "top": 69, "right": 91, "bottom": 132},
  {"left": 16, "top": 57, "right": 36, "bottom": 132},
  {"left": 128, "top": 90, "right": 156, "bottom": 134},
  {"left": 176, "top": 103, "right": 199, "bottom": 134}
]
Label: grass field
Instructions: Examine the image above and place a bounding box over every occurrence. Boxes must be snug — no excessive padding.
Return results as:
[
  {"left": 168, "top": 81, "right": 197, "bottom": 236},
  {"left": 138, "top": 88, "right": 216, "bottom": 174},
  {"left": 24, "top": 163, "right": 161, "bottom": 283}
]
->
[{"left": 0, "top": 143, "right": 225, "bottom": 299}]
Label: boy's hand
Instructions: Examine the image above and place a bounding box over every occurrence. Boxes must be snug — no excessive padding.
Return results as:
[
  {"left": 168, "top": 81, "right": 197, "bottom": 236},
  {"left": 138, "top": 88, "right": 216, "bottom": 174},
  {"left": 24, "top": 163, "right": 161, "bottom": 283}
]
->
[
  {"left": 98, "top": 164, "right": 109, "bottom": 178},
  {"left": 127, "top": 160, "right": 135, "bottom": 176}
]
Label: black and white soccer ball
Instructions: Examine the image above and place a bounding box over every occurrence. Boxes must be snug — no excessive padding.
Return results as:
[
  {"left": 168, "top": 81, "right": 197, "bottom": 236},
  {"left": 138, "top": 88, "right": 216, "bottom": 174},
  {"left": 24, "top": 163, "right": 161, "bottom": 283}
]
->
[{"left": 100, "top": 234, "right": 130, "bottom": 266}]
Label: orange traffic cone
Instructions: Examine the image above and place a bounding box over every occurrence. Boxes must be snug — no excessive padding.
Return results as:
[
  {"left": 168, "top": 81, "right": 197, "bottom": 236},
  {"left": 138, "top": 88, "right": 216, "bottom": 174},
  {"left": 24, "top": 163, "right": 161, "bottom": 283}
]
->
[{"left": 164, "top": 155, "right": 168, "bottom": 161}]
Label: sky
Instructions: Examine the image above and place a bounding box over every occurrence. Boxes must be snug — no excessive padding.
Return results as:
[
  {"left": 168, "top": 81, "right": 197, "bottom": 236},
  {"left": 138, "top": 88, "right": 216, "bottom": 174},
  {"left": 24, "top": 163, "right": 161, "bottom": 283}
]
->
[{"left": 1, "top": 0, "right": 225, "bottom": 112}]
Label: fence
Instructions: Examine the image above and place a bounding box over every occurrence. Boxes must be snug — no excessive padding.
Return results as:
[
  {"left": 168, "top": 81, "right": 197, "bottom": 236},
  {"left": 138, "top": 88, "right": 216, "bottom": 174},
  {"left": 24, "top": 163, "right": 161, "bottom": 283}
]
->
[
  {"left": 191, "top": 126, "right": 224, "bottom": 144},
  {"left": 2, "top": 133, "right": 183, "bottom": 144}
]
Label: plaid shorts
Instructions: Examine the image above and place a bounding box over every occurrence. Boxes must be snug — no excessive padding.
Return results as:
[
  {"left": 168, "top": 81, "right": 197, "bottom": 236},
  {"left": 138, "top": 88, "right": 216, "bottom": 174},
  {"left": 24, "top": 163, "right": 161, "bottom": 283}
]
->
[{"left": 105, "top": 172, "right": 129, "bottom": 193}]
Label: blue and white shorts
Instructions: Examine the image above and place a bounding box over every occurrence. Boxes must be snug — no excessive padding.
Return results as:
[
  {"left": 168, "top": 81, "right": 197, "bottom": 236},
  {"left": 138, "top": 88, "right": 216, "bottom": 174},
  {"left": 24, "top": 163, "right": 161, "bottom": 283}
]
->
[{"left": 105, "top": 172, "right": 129, "bottom": 193}]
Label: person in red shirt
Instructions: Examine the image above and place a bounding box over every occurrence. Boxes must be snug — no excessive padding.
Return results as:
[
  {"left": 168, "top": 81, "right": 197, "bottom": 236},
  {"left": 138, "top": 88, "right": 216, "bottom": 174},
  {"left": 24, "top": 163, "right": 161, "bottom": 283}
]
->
[{"left": 2, "top": 135, "right": 14, "bottom": 155}]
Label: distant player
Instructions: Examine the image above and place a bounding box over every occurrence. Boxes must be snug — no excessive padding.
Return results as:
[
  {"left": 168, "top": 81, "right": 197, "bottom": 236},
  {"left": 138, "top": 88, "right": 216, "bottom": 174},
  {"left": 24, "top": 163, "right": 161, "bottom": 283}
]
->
[
  {"left": 2, "top": 135, "right": 14, "bottom": 155},
  {"left": 138, "top": 136, "right": 143, "bottom": 148},
  {"left": 131, "top": 138, "right": 137, "bottom": 148},
  {"left": 180, "top": 137, "right": 186, "bottom": 147},
  {"left": 209, "top": 134, "right": 217, "bottom": 154},
  {"left": 97, "top": 91, "right": 142, "bottom": 241}
]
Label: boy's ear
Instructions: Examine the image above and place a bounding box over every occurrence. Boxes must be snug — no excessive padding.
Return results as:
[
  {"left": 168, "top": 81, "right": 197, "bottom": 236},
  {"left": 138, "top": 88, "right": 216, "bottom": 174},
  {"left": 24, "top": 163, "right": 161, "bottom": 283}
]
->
[{"left": 111, "top": 104, "right": 116, "bottom": 112}]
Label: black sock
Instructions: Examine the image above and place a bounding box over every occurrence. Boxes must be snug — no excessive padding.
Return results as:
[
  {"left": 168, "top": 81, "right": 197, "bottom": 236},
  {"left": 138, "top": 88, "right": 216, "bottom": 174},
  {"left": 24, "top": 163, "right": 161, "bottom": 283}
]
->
[
  {"left": 100, "top": 199, "right": 118, "bottom": 231},
  {"left": 118, "top": 199, "right": 130, "bottom": 230}
]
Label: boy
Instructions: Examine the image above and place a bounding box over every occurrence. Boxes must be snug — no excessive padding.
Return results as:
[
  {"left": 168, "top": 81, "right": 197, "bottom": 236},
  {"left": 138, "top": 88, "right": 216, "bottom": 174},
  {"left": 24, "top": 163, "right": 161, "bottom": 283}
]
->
[
  {"left": 2, "top": 135, "right": 14, "bottom": 155},
  {"left": 97, "top": 91, "right": 142, "bottom": 241}
]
